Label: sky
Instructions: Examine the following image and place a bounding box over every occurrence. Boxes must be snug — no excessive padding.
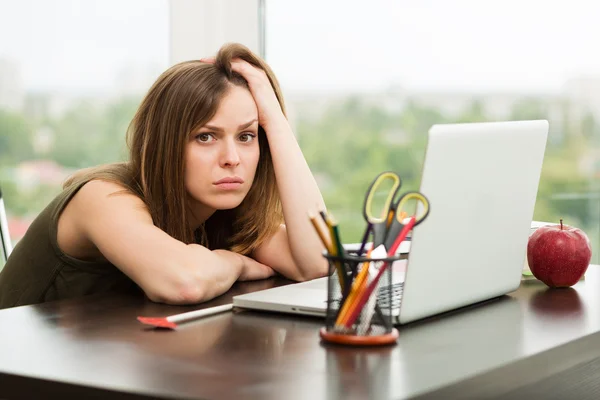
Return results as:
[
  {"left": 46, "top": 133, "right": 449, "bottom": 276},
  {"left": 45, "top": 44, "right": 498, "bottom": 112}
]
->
[
  {"left": 0, "top": 0, "right": 169, "bottom": 93},
  {"left": 1, "top": 0, "right": 600, "bottom": 94},
  {"left": 266, "top": 0, "right": 600, "bottom": 94}
]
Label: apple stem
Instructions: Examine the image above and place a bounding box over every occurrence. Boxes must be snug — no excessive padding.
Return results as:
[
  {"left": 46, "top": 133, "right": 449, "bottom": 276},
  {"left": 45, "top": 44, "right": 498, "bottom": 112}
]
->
[{"left": 560, "top": 218, "right": 563, "bottom": 230}]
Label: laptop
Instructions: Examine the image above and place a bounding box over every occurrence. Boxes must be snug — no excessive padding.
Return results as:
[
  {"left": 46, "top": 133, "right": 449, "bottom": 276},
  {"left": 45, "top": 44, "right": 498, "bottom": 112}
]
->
[{"left": 233, "top": 120, "right": 549, "bottom": 325}]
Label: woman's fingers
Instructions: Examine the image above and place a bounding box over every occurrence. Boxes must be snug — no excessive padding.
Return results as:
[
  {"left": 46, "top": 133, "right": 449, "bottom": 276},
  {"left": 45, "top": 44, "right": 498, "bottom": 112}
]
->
[
  {"left": 230, "top": 59, "right": 267, "bottom": 82},
  {"left": 200, "top": 57, "right": 280, "bottom": 126},
  {"left": 200, "top": 57, "right": 266, "bottom": 83}
]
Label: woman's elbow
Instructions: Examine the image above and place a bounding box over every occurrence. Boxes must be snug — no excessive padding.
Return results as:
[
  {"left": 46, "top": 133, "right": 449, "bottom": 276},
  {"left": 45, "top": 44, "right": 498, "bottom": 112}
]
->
[
  {"left": 294, "top": 259, "right": 329, "bottom": 282},
  {"left": 143, "top": 274, "right": 208, "bottom": 305}
]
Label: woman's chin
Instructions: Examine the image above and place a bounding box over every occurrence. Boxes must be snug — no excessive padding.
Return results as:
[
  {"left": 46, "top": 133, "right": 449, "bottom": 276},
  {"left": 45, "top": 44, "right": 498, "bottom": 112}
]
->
[{"left": 210, "top": 194, "right": 246, "bottom": 210}]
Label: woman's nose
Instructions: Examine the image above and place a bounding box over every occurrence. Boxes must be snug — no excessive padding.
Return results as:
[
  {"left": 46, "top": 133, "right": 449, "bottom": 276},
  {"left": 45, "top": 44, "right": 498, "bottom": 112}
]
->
[{"left": 220, "top": 140, "right": 241, "bottom": 167}]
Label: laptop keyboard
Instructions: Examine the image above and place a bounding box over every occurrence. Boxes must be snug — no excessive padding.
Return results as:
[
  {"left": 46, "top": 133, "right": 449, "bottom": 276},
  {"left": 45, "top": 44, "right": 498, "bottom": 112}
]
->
[
  {"left": 377, "top": 282, "right": 403, "bottom": 310},
  {"left": 329, "top": 282, "right": 404, "bottom": 310}
]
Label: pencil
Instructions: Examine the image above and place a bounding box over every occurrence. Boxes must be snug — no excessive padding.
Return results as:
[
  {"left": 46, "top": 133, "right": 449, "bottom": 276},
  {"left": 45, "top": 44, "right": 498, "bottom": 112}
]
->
[
  {"left": 344, "top": 217, "right": 416, "bottom": 328},
  {"left": 325, "top": 214, "right": 350, "bottom": 292},
  {"left": 335, "top": 248, "right": 372, "bottom": 327},
  {"left": 325, "top": 214, "right": 346, "bottom": 258},
  {"left": 309, "top": 213, "right": 333, "bottom": 253}
]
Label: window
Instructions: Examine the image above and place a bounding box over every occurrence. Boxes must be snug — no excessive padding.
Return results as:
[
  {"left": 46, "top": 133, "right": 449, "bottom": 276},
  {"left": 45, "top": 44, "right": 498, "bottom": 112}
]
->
[
  {"left": 0, "top": 0, "right": 169, "bottom": 266},
  {"left": 266, "top": 0, "right": 600, "bottom": 262}
]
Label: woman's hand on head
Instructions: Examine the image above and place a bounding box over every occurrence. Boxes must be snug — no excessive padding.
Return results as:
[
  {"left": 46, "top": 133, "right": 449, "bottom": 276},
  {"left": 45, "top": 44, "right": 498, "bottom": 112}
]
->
[{"left": 200, "top": 57, "right": 286, "bottom": 132}]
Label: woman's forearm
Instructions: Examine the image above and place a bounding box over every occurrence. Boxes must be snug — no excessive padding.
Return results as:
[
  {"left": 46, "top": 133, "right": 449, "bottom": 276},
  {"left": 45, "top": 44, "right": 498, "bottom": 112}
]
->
[
  {"left": 145, "top": 246, "right": 244, "bottom": 305},
  {"left": 144, "top": 247, "right": 275, "bottom": 305},
  {"left": 264, "top": 118, "right": 329, "bottom": 279}
]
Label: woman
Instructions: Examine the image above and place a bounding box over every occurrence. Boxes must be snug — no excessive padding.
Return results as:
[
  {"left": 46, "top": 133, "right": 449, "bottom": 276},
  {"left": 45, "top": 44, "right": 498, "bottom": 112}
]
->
[{"left": 0, "top": 43, "right": 329, "bottom": 309}]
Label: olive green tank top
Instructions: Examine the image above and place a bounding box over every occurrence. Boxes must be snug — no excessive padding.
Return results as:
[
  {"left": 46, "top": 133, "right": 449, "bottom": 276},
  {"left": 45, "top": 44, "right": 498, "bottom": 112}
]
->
[{"left": 0, "top": 179, "right": 141, "bottom": 309}]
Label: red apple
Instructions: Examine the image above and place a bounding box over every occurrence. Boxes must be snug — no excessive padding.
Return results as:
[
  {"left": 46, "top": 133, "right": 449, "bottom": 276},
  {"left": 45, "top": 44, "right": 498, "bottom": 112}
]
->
[{"left": 527, "top": 219, "right": 592, "bottom": 287}]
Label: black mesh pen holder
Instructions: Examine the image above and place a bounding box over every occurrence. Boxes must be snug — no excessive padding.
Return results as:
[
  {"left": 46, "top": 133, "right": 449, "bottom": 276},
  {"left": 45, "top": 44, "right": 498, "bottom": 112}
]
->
[{"left": 319, "top": 252, "right": 401, "bottom": 346}]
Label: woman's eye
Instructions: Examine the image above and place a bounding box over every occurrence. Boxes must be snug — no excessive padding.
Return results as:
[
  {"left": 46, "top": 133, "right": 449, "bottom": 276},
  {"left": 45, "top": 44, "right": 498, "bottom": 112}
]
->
[
  {"left": 239, "top": 132, "right": 256, "bottom": 143},
  {"left": 196, "top": 133, "right": 215, "bottom": 142}
]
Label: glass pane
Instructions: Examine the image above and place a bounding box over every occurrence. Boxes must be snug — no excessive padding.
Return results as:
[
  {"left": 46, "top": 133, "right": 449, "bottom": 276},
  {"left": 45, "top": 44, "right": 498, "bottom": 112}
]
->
[
  {"left": 266, "top": 0, "right": 600, "bottom": 263},
  {"left": 0, "top": 0, "right": 169, "bottom": 269}
]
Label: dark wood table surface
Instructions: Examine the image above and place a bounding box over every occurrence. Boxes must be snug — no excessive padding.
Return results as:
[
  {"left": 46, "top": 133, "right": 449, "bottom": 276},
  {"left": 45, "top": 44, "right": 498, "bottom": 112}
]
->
[{"left": 3, "top": 266, "right": 600, "bottom": 400}]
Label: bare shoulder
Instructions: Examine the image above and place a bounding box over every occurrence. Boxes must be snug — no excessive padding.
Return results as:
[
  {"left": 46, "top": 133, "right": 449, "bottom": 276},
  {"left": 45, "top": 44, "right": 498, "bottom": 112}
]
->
[
  {"left": 75, "top": 179, "right": 139, "bottom": 202},
  {"left": 71, "top": 179, "right": 150, "bottom": 221},
  {"left": 58, "top": 179, "right": 151, "bottom": 260}
]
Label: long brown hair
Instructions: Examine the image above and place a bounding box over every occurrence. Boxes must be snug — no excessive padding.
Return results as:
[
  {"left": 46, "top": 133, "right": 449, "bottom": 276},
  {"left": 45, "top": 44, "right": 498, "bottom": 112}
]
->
[{"left": 64, "top": 43, "right": 284, "bottom": 255}]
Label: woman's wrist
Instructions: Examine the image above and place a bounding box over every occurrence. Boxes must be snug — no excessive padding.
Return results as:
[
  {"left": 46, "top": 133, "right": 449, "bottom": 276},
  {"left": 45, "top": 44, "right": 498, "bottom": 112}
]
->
[
  {"left": 262, "top": 114, "right": 290, "bottom": 135},
  {"left": 213, "top": 249, "right": 244, "bottom": 277}
]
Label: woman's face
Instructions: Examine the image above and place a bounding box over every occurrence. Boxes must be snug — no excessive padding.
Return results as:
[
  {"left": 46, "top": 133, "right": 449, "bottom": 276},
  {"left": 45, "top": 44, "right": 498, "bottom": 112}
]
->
[{"left": 185, "top": 85, "right": 260, "bottom": 220}]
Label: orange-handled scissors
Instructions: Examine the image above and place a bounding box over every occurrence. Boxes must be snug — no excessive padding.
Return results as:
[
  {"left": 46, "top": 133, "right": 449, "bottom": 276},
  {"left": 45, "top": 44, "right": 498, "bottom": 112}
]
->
[{"left": 362, "top": 171, "right": 402, "bottom": 251}]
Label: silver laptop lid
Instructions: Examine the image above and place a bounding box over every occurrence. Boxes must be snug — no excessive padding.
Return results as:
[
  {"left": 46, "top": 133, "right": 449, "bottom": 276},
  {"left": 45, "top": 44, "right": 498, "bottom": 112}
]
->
[{"left": 399, "top": 120, "right": 548, "bottom": 324}]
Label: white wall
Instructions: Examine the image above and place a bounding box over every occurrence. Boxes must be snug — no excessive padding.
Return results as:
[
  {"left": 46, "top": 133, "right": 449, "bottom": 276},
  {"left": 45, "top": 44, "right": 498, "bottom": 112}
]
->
[{"left": 168, "top": 0, "right": 262, "bottom": 65}]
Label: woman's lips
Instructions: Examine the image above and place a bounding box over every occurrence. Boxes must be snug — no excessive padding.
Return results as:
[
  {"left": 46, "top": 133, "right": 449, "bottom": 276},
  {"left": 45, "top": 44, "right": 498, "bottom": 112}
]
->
[
  {"left": 213, "top": 176, "right": 244, "bottom": 190},
  {"left": 214, "top": 182, "right": 242, "bottom": 190}
]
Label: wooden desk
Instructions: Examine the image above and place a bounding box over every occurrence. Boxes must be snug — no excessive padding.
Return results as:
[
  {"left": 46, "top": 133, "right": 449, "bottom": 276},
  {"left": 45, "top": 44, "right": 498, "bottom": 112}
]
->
[{"left": 2, "top": 267, "right": 600, "bottom": 399}]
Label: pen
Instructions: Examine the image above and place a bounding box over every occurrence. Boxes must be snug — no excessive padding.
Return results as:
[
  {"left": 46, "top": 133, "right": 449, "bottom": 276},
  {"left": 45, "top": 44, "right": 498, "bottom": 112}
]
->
[
  {"left": 137, "top": 303, "right": 233, "bottom": 329},
  {"left": 357, "top": 223, "right": 371, "bottom": 258}
]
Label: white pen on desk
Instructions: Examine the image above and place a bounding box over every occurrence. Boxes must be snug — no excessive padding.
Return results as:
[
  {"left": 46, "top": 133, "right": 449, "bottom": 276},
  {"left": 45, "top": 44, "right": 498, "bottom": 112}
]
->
[{"left": 137, "top": 303, "right": 233, "bottom": 329}]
